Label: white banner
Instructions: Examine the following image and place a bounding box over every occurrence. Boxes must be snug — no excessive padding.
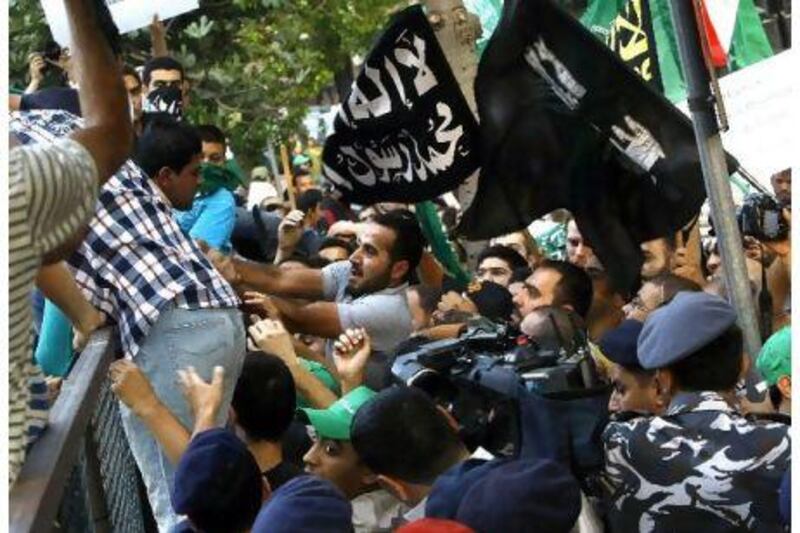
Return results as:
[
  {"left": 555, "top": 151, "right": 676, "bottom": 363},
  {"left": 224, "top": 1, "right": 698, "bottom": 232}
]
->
[
  {"left": 678, "top": 50, "right": 796, "bottom": 189},
  {"left": 42, "top": 0, "right": 199, "bottom": 47}
]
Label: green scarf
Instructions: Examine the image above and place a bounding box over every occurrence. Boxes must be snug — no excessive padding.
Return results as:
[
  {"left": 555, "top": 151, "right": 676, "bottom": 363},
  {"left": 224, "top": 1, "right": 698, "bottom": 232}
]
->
[{"left": 197, "top": 163, "right": 243, "bottom": 197}]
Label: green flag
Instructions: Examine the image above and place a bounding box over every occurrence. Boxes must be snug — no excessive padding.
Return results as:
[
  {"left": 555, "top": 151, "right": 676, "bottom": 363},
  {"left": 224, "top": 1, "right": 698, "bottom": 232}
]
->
[
  {"left": 613, "top": 0, "right": 773, "bottom": 102},
  {"left": 415, "top": 201, "right": 472, "bottom": 287}
]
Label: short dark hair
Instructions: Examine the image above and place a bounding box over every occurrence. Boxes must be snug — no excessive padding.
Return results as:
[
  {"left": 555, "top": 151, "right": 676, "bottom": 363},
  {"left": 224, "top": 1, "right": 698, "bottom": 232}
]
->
[
  {"left": 477, "top": 245, "right": 528, "bottom": 272},
  {"left": 292, "top": 171, "right": 313, "bottom": 187},
  {"left": 351, "top": 387, "right": 464, "bottom": 485},
  {"left": 296, "top": 189, "right": 323, "bottom": 215},
  {"left": 373, "top": 209, "right": 426, "bottom": 281},
  {"left": 511, "top": 267, "right": 533, "bottom": 284},
  {"left": 133, "top": 116, "right": 201, "bottom": 178},
  {"left": 319, "top": 237, "right": 355, "bottom": 255},
  {"left": 122, "top": 64, "right": 141, "bottom": 84},
  {"left": 231, "top": 352, "right": 296, "bottom": 442},
  {"left": 196, "top": 124, "right": 226, "bottom": 146},
  {"left": 408, "top": 284, "right": 443, "bottom": 316},
  {"left": 668, "top": 324, "right": 743, "bottom": 392},
  {"left": 537, "top": 260, "right": 593, "bottom": 319},
  {"left": 142, "top": 56, "right": 185, "bottom": 86}
]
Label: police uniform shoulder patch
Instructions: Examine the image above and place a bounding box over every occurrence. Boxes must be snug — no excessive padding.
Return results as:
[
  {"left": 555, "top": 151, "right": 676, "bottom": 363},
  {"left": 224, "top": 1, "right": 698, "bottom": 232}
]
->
[
  {"left": 746, "top": 412, "right": 791, "bottom": 426},
  {"left": 610, "top": 410, "right": 650, "bottom": 423}
]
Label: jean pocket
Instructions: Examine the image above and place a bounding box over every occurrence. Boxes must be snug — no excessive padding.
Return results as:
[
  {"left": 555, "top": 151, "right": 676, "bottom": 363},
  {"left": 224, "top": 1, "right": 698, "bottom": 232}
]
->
[{"left": 165, "top": 315, "right": 232, "bottom": 358}]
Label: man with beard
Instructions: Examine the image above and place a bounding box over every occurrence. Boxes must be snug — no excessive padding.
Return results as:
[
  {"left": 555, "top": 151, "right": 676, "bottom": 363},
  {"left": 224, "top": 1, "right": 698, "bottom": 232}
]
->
[{"left": 212, "top": 209, "right": 423, "bottom": 367}]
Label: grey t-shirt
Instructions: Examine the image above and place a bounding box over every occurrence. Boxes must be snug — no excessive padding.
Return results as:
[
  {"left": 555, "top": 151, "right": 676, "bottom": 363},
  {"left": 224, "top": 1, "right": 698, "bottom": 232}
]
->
[{"left": 321, "top": 260, "right": 413, "bottom": 356}]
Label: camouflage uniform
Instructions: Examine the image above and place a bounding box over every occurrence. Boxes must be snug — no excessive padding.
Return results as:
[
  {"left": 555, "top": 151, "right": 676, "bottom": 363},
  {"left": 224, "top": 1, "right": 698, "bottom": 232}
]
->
[{"left": 602, "top": 391, "right": 790, "bottom": 532}]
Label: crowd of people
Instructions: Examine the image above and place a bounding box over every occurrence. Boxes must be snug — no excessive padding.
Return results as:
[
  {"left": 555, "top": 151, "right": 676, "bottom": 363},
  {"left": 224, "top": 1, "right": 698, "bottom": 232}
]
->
[{"left": 9, "top": 1, "right": 793, "bottom": 532}]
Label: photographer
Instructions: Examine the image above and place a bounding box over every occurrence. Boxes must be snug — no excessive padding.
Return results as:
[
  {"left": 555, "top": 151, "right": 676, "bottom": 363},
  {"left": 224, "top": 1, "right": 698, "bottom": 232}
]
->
[{"left": 738, "top": 176, "right": 792, "bottom": 333}]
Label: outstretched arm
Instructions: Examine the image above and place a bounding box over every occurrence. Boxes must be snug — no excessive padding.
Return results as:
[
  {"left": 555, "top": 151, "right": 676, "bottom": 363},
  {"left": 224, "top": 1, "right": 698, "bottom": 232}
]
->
[{"left": 203, "top": 242, "right": 326, "bottom": 299}]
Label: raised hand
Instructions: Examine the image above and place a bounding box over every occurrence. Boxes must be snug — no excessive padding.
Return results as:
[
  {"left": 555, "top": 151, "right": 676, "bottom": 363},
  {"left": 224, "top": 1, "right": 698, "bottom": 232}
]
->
[
  {"left": 248, "top": 318, "right": 298, "bottom": 367},
  {"left": 243, "top": 291, "right": 280, "bottom": 319},
  {"left": 28, "top": 53, "right": 46, "bottom": 84},
  {"left": 177, "top": 365, "right": 225, "bottom": 423},
  {"left": 277, "top": 210, "right": 306, "bottom": 254},
  {"left": 332, "top": 328, "right": 372, "bottom": 393}
]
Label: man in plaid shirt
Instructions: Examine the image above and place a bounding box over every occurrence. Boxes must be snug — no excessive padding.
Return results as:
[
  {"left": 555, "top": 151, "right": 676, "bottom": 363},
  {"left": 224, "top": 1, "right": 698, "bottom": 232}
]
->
[{"left": 10, "top": 111, "right": 245, "bottom": 531}]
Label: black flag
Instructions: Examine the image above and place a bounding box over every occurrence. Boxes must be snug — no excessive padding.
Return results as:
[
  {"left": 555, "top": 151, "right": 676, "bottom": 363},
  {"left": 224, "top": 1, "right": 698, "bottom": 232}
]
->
[
  {"left": 608, "top": 0, "right": 663, "bottom": 92},
  {"left": 322, "top": 6, "right": 480, "bottom": 204},
  {"left": 459, "top": 0, "right": 722, "bottom": 297}
]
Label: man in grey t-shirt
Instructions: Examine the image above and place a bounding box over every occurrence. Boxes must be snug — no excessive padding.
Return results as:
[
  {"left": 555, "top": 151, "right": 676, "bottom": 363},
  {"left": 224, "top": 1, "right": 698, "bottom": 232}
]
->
[{"left": 207, "top": 209, "right": 424, "bottom": 381}]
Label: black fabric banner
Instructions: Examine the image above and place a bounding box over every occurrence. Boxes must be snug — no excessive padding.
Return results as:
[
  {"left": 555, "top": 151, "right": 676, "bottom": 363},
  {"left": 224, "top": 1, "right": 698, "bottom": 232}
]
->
[
  {"left": 322, "top": 6, "right": 480, "bottom": 204},
  {"left": 458, "top": 0, "right": 725, "bottom": 297},
  {"left": 608, "top": 0, "right": 663, "bottom": 92}
]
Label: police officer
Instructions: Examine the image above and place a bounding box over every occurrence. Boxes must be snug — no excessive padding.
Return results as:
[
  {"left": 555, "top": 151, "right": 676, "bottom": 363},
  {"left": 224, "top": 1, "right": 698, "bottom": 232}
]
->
[{"left": 602, "top": 292, "right": 790, "bottom": 532}]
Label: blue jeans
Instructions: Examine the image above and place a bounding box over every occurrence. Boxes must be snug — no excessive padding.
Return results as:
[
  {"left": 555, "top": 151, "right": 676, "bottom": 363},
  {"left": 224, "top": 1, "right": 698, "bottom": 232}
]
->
[{"left": 119, "top": 305, "right": 246, "bottom": 532}]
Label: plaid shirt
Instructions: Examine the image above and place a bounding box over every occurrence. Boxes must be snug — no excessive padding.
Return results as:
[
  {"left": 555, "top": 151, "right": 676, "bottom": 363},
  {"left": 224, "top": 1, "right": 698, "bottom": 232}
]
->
[{"left": 10, "top": 110, "right": 240, "bottom": 358}]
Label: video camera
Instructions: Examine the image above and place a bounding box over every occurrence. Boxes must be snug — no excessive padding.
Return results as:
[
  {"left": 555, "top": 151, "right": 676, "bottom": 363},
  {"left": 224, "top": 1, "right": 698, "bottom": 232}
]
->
[
  {"left": 738, "top": 193, "right": 789, "bottom": 242},
  {"left": 391, "top": 321, "right": 610, "bottom": 486}
]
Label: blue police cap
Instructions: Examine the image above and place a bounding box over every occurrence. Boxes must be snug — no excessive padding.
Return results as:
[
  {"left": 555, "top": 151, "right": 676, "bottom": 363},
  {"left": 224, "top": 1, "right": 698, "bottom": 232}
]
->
[
  {"left": 252, "top": 475, "right": 352, "bottom": 533},
  {"left": 637, "top": 292, "right": 737, "bottom": 370},
  {"left": 171, "top": 428, "right": 263, "bottom": 532},
  {"left": 600, "top": 319, "right": 644, "bottom": 370},
  {"left": 455, "top": 459, "right": 580, "bottom": 532}
]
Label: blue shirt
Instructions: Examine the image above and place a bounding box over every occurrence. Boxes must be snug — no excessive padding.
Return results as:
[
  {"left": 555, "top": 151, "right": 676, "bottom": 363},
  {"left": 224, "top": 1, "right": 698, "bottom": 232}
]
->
[{"left": 175, "top": 188, "right": 236, "bottom": 254}]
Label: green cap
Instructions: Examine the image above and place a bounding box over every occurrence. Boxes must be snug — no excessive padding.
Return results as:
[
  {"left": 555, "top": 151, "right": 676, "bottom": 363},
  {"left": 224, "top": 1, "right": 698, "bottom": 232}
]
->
[
  {"left": 756, "top": 326, "right": 791, "bottom": 385},
  {"left": 298, "top": 386, "right": 377, "bottom": 440}
]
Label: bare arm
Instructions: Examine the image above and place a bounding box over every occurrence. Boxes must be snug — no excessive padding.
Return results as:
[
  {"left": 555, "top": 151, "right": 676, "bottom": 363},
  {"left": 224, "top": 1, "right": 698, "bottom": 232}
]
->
[
  {"left": 271, "top": 297, "right": 344, "bottom": 339},
  {"left": 65, "top": 0, "right": 133, "bottom": 184},
  {"left": 248, "top": 318, "right": 338, "bottom": 408},
  {"left": 149, "top": 15, "right": 169, "bottom": 58},
  {"left": 109, "top": 360, "right": 190, "bottom": 465},
  {"left": 290, "top": 365, "right": 338, "bottom": 409},
  {"left": 233, "top": 257, "right": 326, "bottom": 299},
  {"left": 36, "top": 262, "right": 104, "bottom": 340},
  {"left": 110, "top": 362, "right": 226, "bottom": 465}
]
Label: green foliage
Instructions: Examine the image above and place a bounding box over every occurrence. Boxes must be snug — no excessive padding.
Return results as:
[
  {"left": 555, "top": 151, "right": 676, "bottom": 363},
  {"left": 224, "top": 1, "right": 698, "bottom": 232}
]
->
[{"left": 9, "top": 0, "right": 399, "bottom": 166}]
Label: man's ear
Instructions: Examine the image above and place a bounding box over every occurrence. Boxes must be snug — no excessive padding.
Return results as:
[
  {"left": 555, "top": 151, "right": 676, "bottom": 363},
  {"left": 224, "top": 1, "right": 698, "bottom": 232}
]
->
[
  {"left": 154, "top": 166, "right": 173, "bottom": 187},
  {"left": 653, "top": 368, "right": 675, "bottom": 400},
  {"left": 376, "top": 474, "right": 412, "bottom": 503},
  {"left": 777, "top": 376, "right": 791, "bottom": 400},
  {"left": 390, "top": 259, "right": 410, "bottom": 284}
]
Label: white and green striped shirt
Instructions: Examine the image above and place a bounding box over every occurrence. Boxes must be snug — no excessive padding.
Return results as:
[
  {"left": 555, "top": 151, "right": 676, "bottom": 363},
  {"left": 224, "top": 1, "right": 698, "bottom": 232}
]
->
[{"left": 8, "top": 138, "right": 97, "bottom": 485}]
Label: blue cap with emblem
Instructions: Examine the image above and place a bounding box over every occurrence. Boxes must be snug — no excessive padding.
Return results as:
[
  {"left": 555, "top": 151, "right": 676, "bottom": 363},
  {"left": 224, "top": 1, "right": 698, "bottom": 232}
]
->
[{"left": 637, "top": 291, "right": 737, "bottom": 370}]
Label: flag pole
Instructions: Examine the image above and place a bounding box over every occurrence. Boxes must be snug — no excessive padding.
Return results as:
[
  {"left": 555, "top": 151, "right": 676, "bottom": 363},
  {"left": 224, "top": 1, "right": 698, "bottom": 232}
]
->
[{"left": 667, "top": 0, "right": 766, "bottom": 399}]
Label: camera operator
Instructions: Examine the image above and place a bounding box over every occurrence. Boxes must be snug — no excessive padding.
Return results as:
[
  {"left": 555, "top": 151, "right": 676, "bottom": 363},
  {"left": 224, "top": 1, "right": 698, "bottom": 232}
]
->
[{"left": 738, "top": 174, "right": 792, "bottom": 333}]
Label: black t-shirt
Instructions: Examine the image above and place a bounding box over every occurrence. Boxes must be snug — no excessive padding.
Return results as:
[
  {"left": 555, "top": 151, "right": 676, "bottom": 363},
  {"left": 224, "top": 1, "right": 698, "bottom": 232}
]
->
[
  {"left": 264, "top": 461, "right": 303, "bottom": 490},
  {"left": 20, "top": 87, "right": 81, "bottom": 116}
]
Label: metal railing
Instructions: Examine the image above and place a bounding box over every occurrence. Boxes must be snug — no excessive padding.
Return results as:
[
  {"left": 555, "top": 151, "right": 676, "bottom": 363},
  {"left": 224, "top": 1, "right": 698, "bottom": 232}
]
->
[{"left": 9, "top": 329, "right": 155, "bottom": 533}]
